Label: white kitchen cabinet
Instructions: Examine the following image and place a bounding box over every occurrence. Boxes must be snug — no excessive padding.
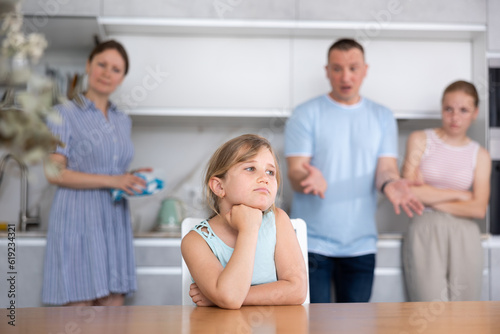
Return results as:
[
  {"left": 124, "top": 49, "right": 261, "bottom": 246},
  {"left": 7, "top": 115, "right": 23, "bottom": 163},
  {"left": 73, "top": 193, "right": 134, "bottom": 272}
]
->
[
  {"left": 103, "top": 24, "right": 484, "bottom": 123},
  {"left": 102, "top": 0, "right": 295, "bottom": 20},
  {"left": 112, "top": 35, "right": 291, "bottom": 112},
  {"left": 126, "top": 238, "right": 182, "bottom": 306},
  {"left": 487, "top": 0, "right": 500, "bottom": 52},
  {"left": 98, "top": 12, "right": 487, "bottom": 138},
  {"left": 370, "top": 240, "right": 407, "bottom": 302},
  {"left": 370, "top": 239, "right": 491, "bottom": 303},
  {"left": 0, "top": 237, "right": 183, "bottom": 308},
  {"left": 298, "top": 0, "right": 486, "bottom": 24},
  {"left": 0, "top": 239, "right": 45, "bottom": 308},
  {"left": 18, "top": 0, "right": 101, "bottom": 50},
  {"left": 489, "top": 236, "right": 500, "bottom": 300},
  {"left": 291, "top": 38, "right": 472, "bottom": 117},
  {"left": 21, "top": 0, "right": 487, "bottom": 128},
  {"left": 22, "top": 16, "right": 100, "bottom": 50},
  {"left": 21, "top": 0, "right": 101, "bottom": 17},
  {"left": 0, "top": 235, "right": 496, "bottom": 307}
]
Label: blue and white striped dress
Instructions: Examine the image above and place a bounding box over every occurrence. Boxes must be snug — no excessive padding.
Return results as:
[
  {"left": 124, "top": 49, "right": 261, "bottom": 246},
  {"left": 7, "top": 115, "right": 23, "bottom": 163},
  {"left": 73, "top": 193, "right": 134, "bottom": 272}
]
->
[{"left": 42, "top": 94, "right": 137, "bottom": 305}]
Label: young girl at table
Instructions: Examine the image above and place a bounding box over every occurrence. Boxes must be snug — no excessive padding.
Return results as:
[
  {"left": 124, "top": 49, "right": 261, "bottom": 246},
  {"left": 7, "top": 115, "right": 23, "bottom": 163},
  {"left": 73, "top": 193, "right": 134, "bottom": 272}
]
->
[
  {"left": 181, "top": 134, "right": 307, "bottom": 309},
  {"left": 402, "top": 80, "right": 491, "bottom": 301}
]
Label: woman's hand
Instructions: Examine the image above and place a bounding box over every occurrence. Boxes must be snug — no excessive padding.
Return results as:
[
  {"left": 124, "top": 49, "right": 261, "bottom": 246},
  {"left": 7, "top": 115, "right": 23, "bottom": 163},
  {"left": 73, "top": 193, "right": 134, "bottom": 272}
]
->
[
  {"left": 111, "top": 173, "right": 147, "bottom": 195},
  {"left": 225, "top": 204, "right": 263, "bottom": 233},
  {"left": 189, "top": 283, "right": 215, "bottom": 307}
]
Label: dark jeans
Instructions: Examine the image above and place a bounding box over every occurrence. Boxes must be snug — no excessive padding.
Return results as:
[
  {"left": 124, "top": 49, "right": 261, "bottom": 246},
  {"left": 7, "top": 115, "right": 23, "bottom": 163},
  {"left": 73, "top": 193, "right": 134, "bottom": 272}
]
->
[{"left": 308, "top": 252, "right": 376, "bottom": 303}]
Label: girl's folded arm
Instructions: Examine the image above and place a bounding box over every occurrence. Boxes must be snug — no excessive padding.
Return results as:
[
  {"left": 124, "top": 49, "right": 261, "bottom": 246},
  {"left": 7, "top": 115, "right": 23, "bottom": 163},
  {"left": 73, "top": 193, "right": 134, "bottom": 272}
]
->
[
  {"left": 242, "top": 208, "right": 308, "bottom": 306},
  {"left": 181, "top": 227, "right": 259, "bottom": 309}
]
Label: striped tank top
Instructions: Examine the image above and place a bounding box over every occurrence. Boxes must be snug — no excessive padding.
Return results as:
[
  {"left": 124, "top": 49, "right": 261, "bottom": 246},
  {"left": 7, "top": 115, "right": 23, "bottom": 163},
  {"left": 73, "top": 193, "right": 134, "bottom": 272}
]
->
[{"left": 419, "top": 129, "right": 479, "bottom": 191}]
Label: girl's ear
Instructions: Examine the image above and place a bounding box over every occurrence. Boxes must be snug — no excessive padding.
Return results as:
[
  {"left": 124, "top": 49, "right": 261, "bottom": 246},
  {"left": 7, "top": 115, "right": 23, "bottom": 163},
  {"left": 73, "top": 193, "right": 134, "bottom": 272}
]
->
[{"left": 209, "top": 177, "right": 225, "bottom": 199}]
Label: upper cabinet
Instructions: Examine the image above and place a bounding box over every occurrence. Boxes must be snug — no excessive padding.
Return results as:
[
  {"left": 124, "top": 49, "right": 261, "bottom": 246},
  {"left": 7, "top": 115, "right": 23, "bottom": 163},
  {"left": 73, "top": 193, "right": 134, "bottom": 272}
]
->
[
  {"left": 102, "top": 0, "right": 295, "bottom": 20},
  {"left": 111, "top": 35, "right": 474, "bottom": 121},
  {"left": 97, "top": 0, "right": 486, "bottom": 40},
  {"left": 298, "top": 0, "right": 486, "bottom": 24},
  {"left": 21, "top": 0, "right": 101, "bottom": 17},
  {"left": 18, "top": 0, "right": 488, "bottom": 136},
  {"left": 99, "top": 0, "right": 488, "bottom": 24},
  {"left": 21, "top": 16, "right": 100, "bottom": 50},
  {"left": 113, "top": 35, "right": 291, "bottom": 112},
  {"left": 20, "top": 0, "right": 102, "bottom": 49},
  {"left": 488, "top": 0, "right": 500, "bottom": 53}
]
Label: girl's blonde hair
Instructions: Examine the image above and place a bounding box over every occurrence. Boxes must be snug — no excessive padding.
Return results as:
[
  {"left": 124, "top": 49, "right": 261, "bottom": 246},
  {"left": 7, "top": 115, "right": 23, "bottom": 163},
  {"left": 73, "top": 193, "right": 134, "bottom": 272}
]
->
[{"left": 204, "top": 134, "right": 281, "bottom": 216}]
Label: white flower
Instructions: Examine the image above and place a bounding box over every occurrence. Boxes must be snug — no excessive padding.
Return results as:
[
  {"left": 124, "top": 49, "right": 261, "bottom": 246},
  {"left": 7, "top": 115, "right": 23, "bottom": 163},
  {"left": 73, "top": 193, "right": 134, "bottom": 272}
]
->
[
  {"left": 2, "top": 31, "right": 26, "bottom": 55},
  {"left": 1, "top": 9, "right": 47, "bottom": 62},
  {"left": 26, "top": 33, "right": 48, "bottom": 63},
  {"left": 0, "top": 10, "right": 22, "bottom": 33},
  {"left": 0, "top": 3, "right": 61, "bottom": 166}
]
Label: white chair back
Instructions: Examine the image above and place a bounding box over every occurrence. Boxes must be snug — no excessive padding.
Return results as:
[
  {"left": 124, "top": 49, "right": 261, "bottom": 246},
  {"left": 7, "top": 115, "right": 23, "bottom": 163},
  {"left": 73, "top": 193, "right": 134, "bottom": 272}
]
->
[
  {"left": 291, "top": 218, "right": 310, "bottom": 304},
  {"left": 181, "top": 217, "right": 203, "bottom": 306},
  {"left": 180, "top": 217, "right": 310, "bottom": 305}
]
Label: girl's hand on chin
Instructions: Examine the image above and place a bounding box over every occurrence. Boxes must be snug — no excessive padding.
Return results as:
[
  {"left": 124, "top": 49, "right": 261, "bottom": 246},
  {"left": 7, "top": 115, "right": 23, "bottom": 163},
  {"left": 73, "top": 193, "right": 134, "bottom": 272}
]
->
[{"left": 225, "top": 204, "right": 263, "bottom": 232}]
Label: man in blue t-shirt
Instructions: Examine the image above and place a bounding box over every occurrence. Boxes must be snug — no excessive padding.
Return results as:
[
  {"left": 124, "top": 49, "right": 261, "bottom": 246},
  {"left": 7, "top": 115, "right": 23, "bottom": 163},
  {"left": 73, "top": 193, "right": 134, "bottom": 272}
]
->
[{"left": 285, "top": 38, "right": 423, "bottom": 303}]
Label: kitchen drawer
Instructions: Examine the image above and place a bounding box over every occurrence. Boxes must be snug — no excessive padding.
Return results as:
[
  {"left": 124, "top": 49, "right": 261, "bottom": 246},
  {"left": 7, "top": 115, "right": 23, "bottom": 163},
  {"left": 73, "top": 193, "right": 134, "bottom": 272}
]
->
[
  {"left": 489, "top": 238, "right": 500, "bottom": 300},
  {"left": 0, "top": 239, "right": 46, "bottom": 308},
  {"left": 371, "top": 268, "right": 490, "bottom": 302},
  {"left": 126, "top": 271, "right": 182, "bottom": 306},
  {"left": 371, "top": 268, "right": 407, "bottom": 302},
  {"left": 376, "top": 239, "right": 402, "bottom": 268},
  {"left": 134, "top": 239, "right": 182, "bottom": 267},
  {"left": 376, "top": 239, "right": 490, "bottom": 269}
]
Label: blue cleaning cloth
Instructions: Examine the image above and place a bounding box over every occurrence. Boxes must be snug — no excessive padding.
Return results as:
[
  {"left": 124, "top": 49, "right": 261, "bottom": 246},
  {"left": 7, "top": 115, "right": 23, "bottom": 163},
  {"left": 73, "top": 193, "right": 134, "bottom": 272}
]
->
[{"left": 111, "top": 172, "right": 165, "bottom": 202}]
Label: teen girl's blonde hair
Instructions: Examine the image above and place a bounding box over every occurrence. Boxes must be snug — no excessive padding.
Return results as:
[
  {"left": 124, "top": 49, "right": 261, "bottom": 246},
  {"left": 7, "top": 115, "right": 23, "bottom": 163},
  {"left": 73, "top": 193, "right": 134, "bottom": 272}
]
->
[{"left": 204, "top": 134, "right": 281, "bottom": 217}]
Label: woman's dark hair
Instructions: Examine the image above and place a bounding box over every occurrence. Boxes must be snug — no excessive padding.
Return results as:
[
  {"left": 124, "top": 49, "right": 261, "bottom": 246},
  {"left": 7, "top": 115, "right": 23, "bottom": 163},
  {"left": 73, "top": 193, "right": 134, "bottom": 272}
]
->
[{"left": 88, "top": 40, "right": 129, "bottom": 75}]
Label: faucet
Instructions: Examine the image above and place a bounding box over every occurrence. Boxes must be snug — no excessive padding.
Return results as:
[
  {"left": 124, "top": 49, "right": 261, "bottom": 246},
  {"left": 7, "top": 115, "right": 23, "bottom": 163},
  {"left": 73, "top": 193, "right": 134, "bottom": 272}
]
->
[{"left": 0, "top": 154, "right": 40, "bottom": 231}]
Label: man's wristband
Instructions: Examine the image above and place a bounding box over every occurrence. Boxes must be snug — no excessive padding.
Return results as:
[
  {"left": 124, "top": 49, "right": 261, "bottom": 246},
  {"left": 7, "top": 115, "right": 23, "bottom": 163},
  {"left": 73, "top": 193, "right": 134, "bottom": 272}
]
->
[{"left": 380, "top": 179, "right": 397, "bottom": 194}]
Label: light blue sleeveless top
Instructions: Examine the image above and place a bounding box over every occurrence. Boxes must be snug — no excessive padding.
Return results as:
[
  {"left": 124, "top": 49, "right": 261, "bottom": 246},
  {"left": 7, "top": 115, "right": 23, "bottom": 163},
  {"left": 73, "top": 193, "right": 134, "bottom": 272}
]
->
[{"left": 193, "top": 210, "right": 277, "bottom": 285}]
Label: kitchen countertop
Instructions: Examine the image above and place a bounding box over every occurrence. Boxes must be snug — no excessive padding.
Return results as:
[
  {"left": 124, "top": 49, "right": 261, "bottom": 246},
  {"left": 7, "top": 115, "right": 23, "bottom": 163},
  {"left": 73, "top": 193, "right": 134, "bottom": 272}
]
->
[
  {"left": 0, "top": 231, "right": 493, "bottom": 240},
  {"left": 0, "top": 230, "right": 181, "bottom": 238},
  {"left": 135, "top": 230, "right": 181, "bottom": 238}
]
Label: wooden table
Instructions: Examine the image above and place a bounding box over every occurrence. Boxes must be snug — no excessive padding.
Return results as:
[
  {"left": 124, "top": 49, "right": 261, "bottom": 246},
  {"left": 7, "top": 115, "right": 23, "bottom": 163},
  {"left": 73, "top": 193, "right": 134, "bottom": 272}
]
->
[{"left": 1, "top": 301, "right": 499, "bottom": 333}]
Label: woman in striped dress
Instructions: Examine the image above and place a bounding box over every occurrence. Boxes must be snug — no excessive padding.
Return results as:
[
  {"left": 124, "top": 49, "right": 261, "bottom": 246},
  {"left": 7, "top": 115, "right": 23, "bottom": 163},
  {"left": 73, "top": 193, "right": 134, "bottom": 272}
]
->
[
  {"left": 401, "top": 80, "right": 491, "bottom": 301},
  {"left": 42, "top": 40, "right": 149, "bottom": 306}
]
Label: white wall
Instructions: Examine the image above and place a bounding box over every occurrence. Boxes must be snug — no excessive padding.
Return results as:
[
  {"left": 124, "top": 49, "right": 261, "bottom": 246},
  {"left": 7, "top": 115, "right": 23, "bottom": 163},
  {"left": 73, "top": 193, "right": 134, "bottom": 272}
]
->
[{"left": 127, "top": 121, "right": 289, "bottom": 232}]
